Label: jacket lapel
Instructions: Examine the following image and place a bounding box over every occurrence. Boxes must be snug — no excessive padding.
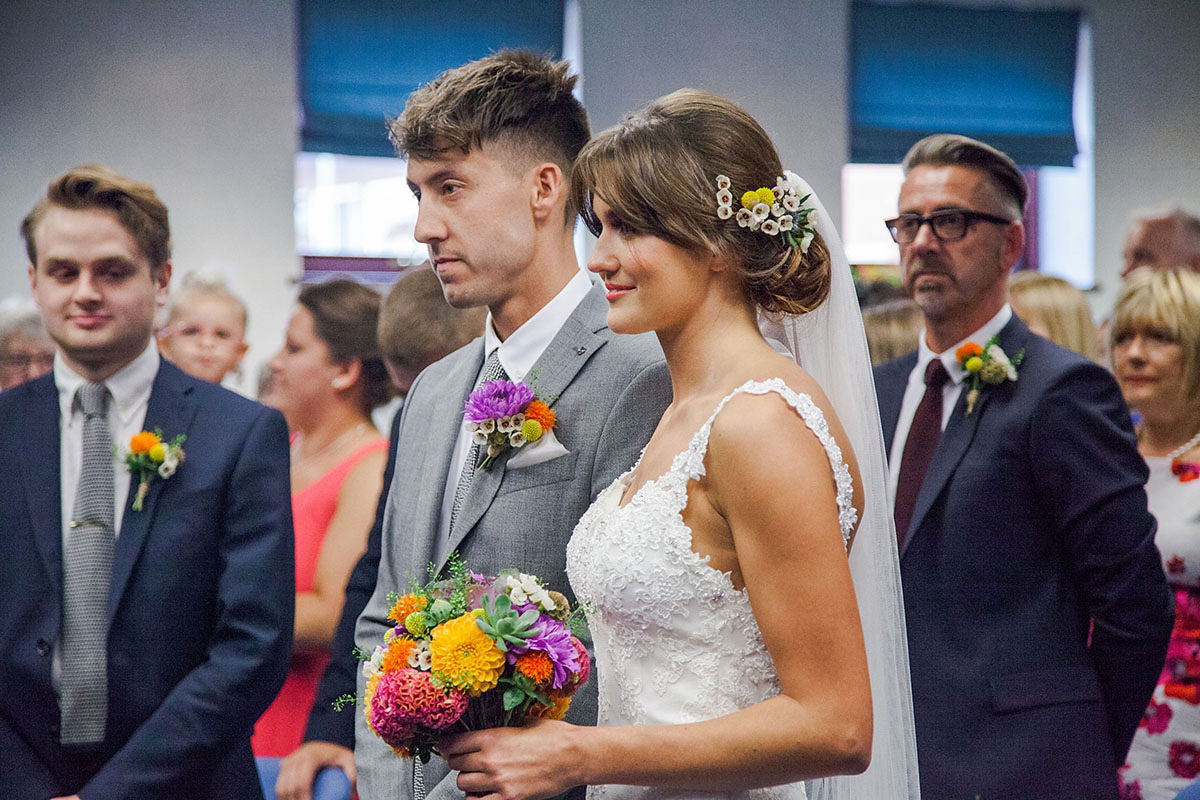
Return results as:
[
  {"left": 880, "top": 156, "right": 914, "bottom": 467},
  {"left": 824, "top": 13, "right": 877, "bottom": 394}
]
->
[
  {"left": 440, "top": 288, "right": 610, "bottom": 568},
  {"left": 108, "top": 363, "right": 198, "bottom": 617},
  {"left": 25, "top": 377, "right": 65, "bottom": 595},
  {"left": 901, "top": 316, "right": 1030, "bottom": 556}
]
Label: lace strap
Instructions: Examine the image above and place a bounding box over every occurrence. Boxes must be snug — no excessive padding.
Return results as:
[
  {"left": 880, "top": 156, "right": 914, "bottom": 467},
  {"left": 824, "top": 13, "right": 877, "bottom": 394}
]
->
[{"left": 669, "top": 377, "right": 857, "bottom": 547}]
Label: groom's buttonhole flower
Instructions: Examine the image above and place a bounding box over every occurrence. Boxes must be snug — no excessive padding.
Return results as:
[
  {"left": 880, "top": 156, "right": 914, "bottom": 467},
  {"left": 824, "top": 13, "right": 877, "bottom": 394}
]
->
[
  {"left": 956, "top": 335, "right": 1024, "bottom": 415},
  {"left": 462, "top": 379, "right": 559, "bottom": 468}
]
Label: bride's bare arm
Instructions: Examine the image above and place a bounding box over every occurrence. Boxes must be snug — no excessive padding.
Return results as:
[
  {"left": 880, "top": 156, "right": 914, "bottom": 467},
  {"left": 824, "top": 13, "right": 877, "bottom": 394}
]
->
[{"left": 442, "top": 390, "right": 872, "bottom": 799}]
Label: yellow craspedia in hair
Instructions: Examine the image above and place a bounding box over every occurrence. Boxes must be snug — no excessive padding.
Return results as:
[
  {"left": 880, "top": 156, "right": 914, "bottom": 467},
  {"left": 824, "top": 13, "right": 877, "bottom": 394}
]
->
[
  {"left": 382, "top": 636, "right": 418, "bottom": 673},
  {"left": 130, "top": 432, "right": 160, "bottom": 455},
  {"left": 430, "top": 610, "right": 505, "bottom": 696},
  {"left": 148, "top": 443, "right": 166, "bottom": 462},
  {"left": 388, "top": 593, "right": 429, "bottom": 626},
  {"left": 756, "top": 187, "right": 776, "bottom": 206},
  {"left": 965, "top": 356, "right": 983, "bottom": 373},
  {"left": 741, "top": 190, "right": 759, "bottom": 210}
]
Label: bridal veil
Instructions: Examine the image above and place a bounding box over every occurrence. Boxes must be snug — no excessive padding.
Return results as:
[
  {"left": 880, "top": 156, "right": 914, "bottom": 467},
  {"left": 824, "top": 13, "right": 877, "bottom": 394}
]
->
[{"left": 759, "top": 174, "right": 920, "bottom": 800}]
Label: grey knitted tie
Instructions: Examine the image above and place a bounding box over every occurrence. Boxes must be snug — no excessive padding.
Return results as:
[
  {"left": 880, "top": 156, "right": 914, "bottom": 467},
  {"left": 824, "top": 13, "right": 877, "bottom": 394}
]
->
[
  {"left": 60, "top": 381, "right": 114, "bottom": 745},
  {"left": 446, "top": 350, "right": 508, "bottom": 539}
]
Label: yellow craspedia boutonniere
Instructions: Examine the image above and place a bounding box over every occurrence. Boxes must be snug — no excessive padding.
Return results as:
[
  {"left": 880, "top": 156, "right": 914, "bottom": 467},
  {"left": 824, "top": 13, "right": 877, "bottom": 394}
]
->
[
  {"left": 957, "top": 335, "right": 1024, "bottom": 415},
  {"left": 121, "top": 429, "right": 186, "bottom": 510}
]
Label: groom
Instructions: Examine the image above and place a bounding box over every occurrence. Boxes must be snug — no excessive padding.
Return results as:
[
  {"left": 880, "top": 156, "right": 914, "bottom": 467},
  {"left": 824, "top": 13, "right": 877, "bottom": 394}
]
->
[
  {"left": 875, "top": 134, "right": 1172, "bottom": 798},
  {"left": 352, "top": 51, "right": 671, "bottom": 800}
]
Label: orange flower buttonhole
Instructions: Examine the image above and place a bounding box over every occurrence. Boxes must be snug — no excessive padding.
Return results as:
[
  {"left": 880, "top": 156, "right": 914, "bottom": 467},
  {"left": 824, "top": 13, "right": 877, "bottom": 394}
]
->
[{"left": 129, "top": 432, "right": 160, "bottom": 455}]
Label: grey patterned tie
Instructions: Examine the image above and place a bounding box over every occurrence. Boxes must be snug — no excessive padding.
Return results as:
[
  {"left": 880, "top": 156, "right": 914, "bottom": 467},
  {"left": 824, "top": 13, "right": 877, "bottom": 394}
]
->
[
  {"left": 446, "top": 349, "right": 508, "bottom": 539},
  {"left": 60, "top": 381, "right": 115, "bottom": 745}
]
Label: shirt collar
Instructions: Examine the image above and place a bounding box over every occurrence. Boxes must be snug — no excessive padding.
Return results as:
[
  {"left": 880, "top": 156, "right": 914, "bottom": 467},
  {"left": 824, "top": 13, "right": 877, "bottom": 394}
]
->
[
  {"left": 56, "top": 341, "right": 160, "bottom": 424},
  {"left": 482, "top": 269, "right": 593, "bottom": 382},
  {"left": 916, "top": 304, "right": 1013, "bottom": 386}
]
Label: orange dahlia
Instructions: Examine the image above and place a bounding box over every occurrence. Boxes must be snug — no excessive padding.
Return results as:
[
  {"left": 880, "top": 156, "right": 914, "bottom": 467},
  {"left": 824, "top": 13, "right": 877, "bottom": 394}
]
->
[
  {"left": 514, "top": 651, "right": 555, "bottom": 686},
  {"left": 129, "top": 431, "right": 160, "bottom": 455},
  {"left": 382, "top": 636, "right": 419, "bottom": 673},
  {"left": 955, "top": 342, "right": 984, "bottom": 362}
]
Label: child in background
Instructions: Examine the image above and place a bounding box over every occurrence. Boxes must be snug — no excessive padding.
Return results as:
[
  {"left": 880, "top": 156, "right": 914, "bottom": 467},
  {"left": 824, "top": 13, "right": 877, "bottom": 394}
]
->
[{"left": 159, "top": 274, "right": 249, "bottom": 384}]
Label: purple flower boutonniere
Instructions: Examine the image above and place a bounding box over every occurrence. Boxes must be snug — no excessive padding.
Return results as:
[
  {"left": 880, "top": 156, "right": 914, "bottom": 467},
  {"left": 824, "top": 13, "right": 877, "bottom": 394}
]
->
[{"left": 463, "top": 380, "right": 558, "bottom": 469}]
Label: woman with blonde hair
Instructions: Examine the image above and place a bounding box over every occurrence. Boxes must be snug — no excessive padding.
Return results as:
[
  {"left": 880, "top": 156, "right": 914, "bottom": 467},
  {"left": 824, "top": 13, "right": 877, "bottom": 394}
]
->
[
  {"left": 1113, "top": 267, "right": 1200, "bottom": 798},
  {"left": 440, "top": 89, "right": 918, "bottom": 799},
  {"left": 1007, "top": 271, "right": 1098, "bottom": 361}
]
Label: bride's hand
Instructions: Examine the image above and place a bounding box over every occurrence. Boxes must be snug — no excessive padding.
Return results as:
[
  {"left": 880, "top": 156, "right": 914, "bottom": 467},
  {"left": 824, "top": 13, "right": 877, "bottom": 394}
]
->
[{"left": 442, "top": 719, "right": 583, "bottom": 800}]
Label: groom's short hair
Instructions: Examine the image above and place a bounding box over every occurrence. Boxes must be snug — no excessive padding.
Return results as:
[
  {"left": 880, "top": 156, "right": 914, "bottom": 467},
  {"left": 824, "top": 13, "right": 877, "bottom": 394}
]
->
[
  {"left": 387, "top": 50, "right": 590, "bottom": 215},
  {"left": 901, "top": 133, "right": 1027, "bottom": 220}
]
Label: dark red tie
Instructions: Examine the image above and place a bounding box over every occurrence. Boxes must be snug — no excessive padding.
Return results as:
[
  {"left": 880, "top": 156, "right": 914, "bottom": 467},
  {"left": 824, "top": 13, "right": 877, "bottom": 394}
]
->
[{"left": 894, "top": 358, "right": 951, "bottom": 547}]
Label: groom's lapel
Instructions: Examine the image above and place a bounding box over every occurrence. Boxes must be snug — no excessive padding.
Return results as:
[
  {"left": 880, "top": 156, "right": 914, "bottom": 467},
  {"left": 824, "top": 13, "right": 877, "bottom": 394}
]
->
[
  {"left": 417, "top": 345, "right": 484, "bottom": 571},
  {"left": 109, "top": 364, "right": 198, "bottom": 617},
  {"left": 440, "top": 287, "right": 609, "bottom": 567}
]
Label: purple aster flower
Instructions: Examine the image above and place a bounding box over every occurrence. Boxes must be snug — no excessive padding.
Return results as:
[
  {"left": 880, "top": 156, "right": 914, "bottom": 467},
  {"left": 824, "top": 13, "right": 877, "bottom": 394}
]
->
[
  {"left": 463, "top": 379, "right": 534, "bottom": 423},
  {"left": 507, "top": 614, "right": 579, "bottom": 688}
]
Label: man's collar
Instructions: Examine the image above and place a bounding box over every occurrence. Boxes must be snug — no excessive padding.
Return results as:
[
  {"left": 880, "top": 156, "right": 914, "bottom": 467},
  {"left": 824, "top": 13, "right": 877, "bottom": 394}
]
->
[
  {"left": 483, "top": 269, "right": 593, "bottom": 382},
  {"left": 917, "top": 305, "right": 1013, "bottom": 386},
  {"left": 56, "top": 341, "right": 160, "bottom": 422}
]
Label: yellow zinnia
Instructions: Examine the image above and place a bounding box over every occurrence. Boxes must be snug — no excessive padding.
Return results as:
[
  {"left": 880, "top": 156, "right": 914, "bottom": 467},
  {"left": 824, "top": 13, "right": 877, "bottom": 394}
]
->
[{"left": 430, "top": 611, "right": 505, "bottom": 696}]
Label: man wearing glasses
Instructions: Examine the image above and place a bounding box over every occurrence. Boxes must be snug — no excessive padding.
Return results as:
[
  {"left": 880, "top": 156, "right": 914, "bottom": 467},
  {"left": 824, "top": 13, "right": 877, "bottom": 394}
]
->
[
  {"left": 873, "top": 134, "right": 1172, "bottom": 799},
  {"left": 0, "top": 303, "right": 56, "bottom": 390}
]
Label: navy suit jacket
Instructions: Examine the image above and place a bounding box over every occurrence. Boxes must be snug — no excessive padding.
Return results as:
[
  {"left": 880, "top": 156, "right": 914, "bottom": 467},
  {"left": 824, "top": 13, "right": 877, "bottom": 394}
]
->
[
  {"left": 875, "top": 316, "right": 1173, "bottom": 800},
  {"left": 0, "top": 360, "right": 294, "bottom": 800}
]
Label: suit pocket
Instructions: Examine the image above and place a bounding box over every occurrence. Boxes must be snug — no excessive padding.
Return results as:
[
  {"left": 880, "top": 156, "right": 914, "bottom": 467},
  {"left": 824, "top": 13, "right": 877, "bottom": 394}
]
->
[
  {"left": 495, "top": 451, "right": 579, "bottom": 495},
  {"left": 988, "top": 666, "right": 1102, "bottom": 713}
]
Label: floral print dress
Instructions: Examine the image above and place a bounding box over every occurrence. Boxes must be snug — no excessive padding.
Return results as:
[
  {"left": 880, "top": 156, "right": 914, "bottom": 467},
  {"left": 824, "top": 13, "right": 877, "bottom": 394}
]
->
[{"left": 1121, "top": 455, "right": 1200, "bottom": 799}]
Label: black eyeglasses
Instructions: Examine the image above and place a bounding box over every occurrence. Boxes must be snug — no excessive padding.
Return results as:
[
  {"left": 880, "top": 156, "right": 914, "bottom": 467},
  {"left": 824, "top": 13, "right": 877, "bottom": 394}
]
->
[{"left": 884, "top": 209, "right": 1012, "bottom": 244}]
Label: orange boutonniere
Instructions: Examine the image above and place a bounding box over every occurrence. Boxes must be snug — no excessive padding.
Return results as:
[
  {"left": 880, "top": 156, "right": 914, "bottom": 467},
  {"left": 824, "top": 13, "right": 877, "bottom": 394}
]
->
[
  {"left": 121, "top": 429, "right": 186, "bottom": 510},
  {"left": 956, "top": 334, "right": 1024, "bottom": 415}
]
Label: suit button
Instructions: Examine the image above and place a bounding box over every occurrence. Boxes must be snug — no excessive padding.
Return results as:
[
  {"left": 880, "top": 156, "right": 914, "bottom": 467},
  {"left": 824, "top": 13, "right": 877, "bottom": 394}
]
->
[
  {"left": 50, "top": 722, "right": 60, "bottom": 737},
  {"left": 36, "top": 638, "right": 51, "bottom": 656}
]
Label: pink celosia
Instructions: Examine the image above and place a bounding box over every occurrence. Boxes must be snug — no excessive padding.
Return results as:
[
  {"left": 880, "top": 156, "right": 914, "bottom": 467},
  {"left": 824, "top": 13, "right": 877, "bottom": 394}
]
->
[{"left": 370, "top": 667, "right": 469, "bottom": 740}]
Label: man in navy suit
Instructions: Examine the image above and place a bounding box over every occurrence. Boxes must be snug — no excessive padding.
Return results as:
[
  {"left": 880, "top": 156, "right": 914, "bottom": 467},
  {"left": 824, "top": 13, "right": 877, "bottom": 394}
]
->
[
  {"left": 874, "top": 134, "right": 1173, "bottom": 799},
  {"left": 0, "top": 165, "right": 293, "bottom": 799}
]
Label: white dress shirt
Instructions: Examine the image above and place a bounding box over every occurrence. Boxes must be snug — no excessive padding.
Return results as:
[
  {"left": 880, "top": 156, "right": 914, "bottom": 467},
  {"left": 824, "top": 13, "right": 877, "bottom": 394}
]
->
[
  {"left": 53, "top": 340, "right": 158, "bottom": 692},
  {"left": 886, "top": 305, "right": 1012, "bottom": 507},
  {"left": 437, "top": 269, "right": 594, "bottom": 549}
]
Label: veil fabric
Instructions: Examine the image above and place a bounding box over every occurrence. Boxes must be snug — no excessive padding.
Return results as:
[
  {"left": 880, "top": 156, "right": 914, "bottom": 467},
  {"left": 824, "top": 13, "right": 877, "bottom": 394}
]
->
[{"left": 759, "top": 173, "right": 920, "bottom": 799}]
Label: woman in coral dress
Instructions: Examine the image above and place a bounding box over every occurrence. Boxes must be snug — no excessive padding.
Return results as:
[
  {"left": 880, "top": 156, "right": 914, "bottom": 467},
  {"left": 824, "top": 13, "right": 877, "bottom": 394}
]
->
[{"left": 253, "top": 279, "right": 390, "bottom": 757}]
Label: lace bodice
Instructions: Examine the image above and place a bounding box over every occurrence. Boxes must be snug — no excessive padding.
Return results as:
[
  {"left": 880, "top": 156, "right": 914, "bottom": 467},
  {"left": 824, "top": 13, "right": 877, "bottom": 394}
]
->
[{"left": 566, "top": 379, "right": 856, "bottom": 800}]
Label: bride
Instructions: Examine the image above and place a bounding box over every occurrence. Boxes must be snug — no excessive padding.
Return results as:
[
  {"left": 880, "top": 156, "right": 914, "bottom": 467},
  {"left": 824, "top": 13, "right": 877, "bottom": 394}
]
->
[{"left": 441, "top": 89, "right": 919, "bottom": 800}]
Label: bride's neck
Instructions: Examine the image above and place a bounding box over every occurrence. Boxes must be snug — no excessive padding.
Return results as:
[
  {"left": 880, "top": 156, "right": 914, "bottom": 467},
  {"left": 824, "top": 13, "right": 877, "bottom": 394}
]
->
[{"left": 657, "top": 300, "right": 763, "bottom": 398}]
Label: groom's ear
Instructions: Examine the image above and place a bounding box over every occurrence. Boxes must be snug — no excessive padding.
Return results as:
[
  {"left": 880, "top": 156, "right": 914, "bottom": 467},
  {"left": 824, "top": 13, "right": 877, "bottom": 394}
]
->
[{"left": 529, "top": 161, "right": 567, "bottom": 223}]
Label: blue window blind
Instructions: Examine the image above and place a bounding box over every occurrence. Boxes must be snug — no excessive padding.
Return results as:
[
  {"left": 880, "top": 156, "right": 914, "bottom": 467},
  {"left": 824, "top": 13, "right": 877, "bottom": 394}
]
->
[
  {"left": 851, "top": 2, "right": 1080, "bottom": 166},
  {"left": 300, "top": 0, "right": 565, "bottom": 157}
]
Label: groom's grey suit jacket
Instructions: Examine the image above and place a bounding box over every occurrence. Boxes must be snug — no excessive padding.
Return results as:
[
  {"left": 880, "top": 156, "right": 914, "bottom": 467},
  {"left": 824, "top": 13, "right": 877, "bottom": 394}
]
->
[{"left": 355, "top": 284, "right": 671, "bottom": 799}]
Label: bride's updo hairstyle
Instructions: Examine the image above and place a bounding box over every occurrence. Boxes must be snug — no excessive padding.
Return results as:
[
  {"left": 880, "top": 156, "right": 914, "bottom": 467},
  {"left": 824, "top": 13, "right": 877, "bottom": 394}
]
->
[{"left": 572, "top": 89, "right": 831, "bottom": 315}]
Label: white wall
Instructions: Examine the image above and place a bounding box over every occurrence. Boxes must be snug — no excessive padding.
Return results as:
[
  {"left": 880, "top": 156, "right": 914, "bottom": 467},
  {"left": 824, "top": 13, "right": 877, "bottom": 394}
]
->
[
  {"left": 580, "top": 0, "right": 848, "bottom": 229},
  {"left": 2, "top": 0, "right": 1198, "bottom": 371},
  {"left": 0, "top": 0, "right": 298, "bottom": 394}
]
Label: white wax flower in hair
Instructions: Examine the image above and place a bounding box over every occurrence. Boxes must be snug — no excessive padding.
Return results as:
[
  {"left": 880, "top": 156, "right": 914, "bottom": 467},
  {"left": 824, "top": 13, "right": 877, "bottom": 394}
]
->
[
  {"left": 717, "top": 205, "right": 733, "bottom": 220},
  {"left": 779, "top": 215, "right": 794, "bottom": 232},
  {"left": 716, "top": 188, "right": 733, "bottom": 206},
  {"left": 752, "top": 203, "right": 771, "bottom": 223},
  {"left": 716, "top": 174, "right": 731, "bottom": 190},
  {"left": 761, "top": 219, "right": 780, "bottom": 236},
  {"left": 736, "top": 208, "right": 754, "bottom": 228}
]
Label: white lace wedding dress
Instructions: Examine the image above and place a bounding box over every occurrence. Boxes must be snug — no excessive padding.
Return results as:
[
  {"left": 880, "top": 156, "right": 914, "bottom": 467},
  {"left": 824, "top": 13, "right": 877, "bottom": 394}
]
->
[{"left": 566, "top": 378, "right": 857, "bottom": 800}]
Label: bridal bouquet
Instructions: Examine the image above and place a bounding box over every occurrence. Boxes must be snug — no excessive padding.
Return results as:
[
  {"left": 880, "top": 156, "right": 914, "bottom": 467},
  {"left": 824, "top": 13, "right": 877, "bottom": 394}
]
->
[{"left": 359, "top": 558, "right": 590, "bottom": 762}]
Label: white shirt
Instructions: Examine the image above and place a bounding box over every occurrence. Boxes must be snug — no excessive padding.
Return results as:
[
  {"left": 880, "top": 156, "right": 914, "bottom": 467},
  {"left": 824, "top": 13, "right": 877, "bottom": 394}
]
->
[
  {"left": 56, "top": 341, "right": 159, "bottom": 546},
  {"left": 53, "top": 340, "right": 158, "bottom": 693},
  {"left": 436, "top": 269, "right": 594, "bottom": 553},
  {"left": 886, "top": 305, "right": 1012, "bottom": 506}
]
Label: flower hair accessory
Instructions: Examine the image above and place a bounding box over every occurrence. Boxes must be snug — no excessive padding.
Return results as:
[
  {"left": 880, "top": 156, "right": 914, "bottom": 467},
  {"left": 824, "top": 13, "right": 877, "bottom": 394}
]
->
[
  {"left": 715, "top": 170, "right": 817, "bottom": 253},
  {"left": 463, "top": 379, "right": 558, "bottom": 469},
  {"left": 956, "top": 335, "right": 1024, "bottom": 415},
  {"left": 121, "top": 429, "right": 186, "bottom": 510}
]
